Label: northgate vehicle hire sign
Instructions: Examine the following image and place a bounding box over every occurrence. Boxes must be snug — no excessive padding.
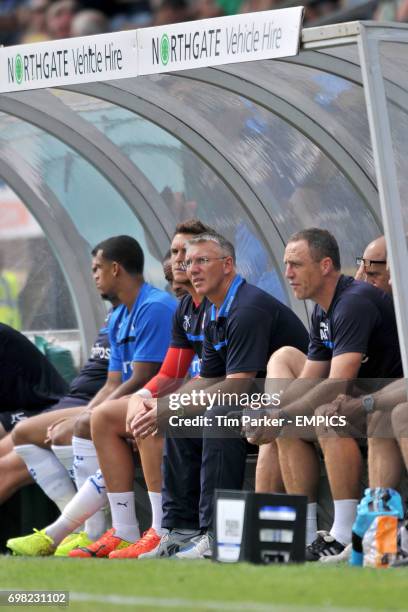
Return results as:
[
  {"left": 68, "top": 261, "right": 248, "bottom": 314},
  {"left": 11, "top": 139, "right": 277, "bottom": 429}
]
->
[{"left": 0, "top": 8, "right": 303, "bottom": 93}]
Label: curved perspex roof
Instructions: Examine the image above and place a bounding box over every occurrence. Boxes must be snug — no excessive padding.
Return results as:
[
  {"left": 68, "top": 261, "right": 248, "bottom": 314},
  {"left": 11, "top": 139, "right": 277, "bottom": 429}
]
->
[{"left": 0, "top": 15, "right": 407, "bottom": 372}]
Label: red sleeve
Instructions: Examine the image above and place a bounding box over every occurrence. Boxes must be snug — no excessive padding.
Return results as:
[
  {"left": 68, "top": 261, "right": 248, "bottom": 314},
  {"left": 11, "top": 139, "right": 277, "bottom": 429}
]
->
[{"left": 144, "top": 347, "right": 195, "bottom": 397}]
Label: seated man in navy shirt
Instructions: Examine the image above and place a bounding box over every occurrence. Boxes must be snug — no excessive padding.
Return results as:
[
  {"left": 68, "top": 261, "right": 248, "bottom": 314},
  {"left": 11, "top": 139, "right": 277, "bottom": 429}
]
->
[
  {"left": 132, "top": 232, "right": 309, "bottom": 559},
  {"left": 248, "top": 228, "right": 402, "bottom": 560}
]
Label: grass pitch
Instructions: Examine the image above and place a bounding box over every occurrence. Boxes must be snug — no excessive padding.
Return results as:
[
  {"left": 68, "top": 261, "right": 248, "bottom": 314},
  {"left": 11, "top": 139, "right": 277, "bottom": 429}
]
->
[{"left": 1, "top": 557, "right": 408, "bottom": 611}]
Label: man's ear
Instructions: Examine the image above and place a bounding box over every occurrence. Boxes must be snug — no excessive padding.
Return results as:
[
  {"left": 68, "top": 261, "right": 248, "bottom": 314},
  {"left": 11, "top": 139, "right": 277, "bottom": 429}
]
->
[
  {"left": 320, "top": 256, "right": 333, "bottom": 276},
  {"left": 111, "top": 261, "right": 120, "bottom": 277},
  {"left": 224, "top": 256, "right": 234, "bottom": 274}
]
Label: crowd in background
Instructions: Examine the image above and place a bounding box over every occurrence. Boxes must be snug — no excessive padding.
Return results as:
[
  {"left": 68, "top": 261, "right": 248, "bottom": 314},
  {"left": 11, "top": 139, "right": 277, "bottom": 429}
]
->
[{"left": 0, "top": 0, "right": 407, "bottom": 49}]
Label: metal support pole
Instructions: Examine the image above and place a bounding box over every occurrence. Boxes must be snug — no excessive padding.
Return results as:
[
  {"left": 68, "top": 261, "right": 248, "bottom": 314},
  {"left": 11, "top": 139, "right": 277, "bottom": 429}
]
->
[{"left": 359, "top": 25, "right": 408, "bottom": 378}]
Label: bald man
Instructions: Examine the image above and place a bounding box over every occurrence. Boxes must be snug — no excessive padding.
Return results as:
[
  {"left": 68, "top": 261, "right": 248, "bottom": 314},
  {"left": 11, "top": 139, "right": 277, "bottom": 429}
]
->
[{"left": 355, "top": 236, "right": 390, "bottom": 294}]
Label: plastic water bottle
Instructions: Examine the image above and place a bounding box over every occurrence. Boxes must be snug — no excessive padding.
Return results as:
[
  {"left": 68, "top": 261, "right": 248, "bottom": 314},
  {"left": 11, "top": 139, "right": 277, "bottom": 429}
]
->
[{"left": 350, "top": 488, "right": 403, "bottom": 568}]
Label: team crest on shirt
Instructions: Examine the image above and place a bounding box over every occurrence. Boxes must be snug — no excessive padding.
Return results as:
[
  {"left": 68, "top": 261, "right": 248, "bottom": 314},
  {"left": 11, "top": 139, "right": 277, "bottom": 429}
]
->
[
  {"left": 320, "top": 321, "right": 329, "bottom": 341},
  {"left": 183, "top": 315, "right": 191, "bottom": 331}
]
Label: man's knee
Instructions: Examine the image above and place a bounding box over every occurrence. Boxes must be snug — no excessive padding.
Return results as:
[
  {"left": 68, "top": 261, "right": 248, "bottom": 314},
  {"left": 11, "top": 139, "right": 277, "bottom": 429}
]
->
[
  {"left": 12, "top": 419, "right": 30, "bottom": 446},
  {"left": 50, "top": 419, "right": 75, "bottom": 446},
  {"left": 91, "top": 398, "right": 127, "bottom": 436},
  {"left": 392, "top": 402, "right": 408, "bottom": 436},
  {"left": 267, "top": 346, "right": 301, "bottom": 374},
  {"left": 367, "top": 410, "right": 392, "bottom": 438},
  {"left": 73, "top": 411, "right": 92, "bottom": 440}
]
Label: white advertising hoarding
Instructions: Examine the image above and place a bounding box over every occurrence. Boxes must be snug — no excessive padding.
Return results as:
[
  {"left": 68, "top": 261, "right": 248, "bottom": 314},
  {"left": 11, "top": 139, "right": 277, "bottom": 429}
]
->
[
  {"left": 137, "top": 8, "right": 303, "bottom": 75},
  {"left": 0, "top": 30, "right": 138, "bottom": 93},
  {"left": 0, "top": 8, "right": 303, "bottom": 92}
]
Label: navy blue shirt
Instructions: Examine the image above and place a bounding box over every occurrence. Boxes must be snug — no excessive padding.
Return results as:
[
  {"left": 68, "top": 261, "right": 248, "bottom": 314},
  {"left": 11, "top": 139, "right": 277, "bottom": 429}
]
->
[
  {"left": 308, "top": 275, "right": 402, "bottom": 378},
  {"left": 67, "top": 309, "right": 113, "bottom": 402},
  {"left": 200, "top": 276, "right": 309, "bottom": 378},
  {"left": 171, "top": 295, "right": 210, "bottom": 356},
  {"left": 0, "top": 323, "right": 68, "bottom": 411}
]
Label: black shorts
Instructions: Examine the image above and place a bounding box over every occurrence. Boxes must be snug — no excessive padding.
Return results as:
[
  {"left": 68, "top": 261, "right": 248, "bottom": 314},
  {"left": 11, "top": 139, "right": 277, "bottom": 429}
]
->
[
  {"left": 42, "top": 395, "right": 89, "bottom": 413},
  {"left": 0, "top": 396, "right": 89, "bottom": 433}
]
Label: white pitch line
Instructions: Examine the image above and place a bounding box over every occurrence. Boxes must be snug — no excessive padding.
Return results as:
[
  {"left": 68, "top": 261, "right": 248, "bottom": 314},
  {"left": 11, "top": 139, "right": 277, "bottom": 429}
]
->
[{"left": 69, "top": 592, "right": 383, "bottom": 612}]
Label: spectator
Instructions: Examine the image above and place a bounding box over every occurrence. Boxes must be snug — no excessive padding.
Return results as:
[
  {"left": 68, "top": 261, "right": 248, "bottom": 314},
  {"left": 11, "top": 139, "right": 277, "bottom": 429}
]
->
[
  {"left": 20, "top": 0, "right": 50, "bottom": 44},
  {"left": 70, "top": 9, "right": 108, "bottom": 37},
  {"left": 46, "top": 0, "right": 77, "bottom": 40}
]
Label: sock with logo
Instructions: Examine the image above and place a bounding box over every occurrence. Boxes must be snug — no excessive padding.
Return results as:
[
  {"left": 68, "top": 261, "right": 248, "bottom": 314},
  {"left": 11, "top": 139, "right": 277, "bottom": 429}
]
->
[
  {"left": 45, "top": 471, "right": 109, "bottom": 545},
  {"left": 51, "top": 445, "right": 74, "bottom": 481},
  {"left": 73, "top": 436, "right": 108, "bottom": 540},
  {"left": 14, "top": 444, "right": 76, "bottom": 512},
  {"left": 107, "top": 491, "right": 140, "bottom": 543}
]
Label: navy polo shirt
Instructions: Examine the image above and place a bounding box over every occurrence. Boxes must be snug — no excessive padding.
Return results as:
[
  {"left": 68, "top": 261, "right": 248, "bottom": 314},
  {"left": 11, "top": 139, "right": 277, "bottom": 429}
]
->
[
  {"left": 170, "top": 295, "right": 210, "bottom": 360},
  {"left": 308, "top": 275, "right": 402, "bottom": 378},
  {"left": 200, "top": 275, "right": 309, "bottom": 378},
  {"left": 68, "top": 309, "right": 113, "bottom": 401}
]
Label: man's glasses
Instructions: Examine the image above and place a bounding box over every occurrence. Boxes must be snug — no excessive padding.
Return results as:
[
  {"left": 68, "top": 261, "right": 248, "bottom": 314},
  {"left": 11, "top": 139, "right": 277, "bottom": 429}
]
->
[
  {"left": 356, "top": 257, "right": 386, "bottom": 267},
  {"left": 185, "top": 256, "right": 227, "bottom": 269}
]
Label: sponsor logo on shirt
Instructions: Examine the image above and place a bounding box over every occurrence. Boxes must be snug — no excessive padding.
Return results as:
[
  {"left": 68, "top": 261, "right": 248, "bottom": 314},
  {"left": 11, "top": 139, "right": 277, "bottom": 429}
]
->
[
  {"left": 123, "top": 361, "right": 134, "bottom": 374},
  {"left": 183, "top": 314, "right": 191, "bottom": 331},
  {"left": 90, "top": 345, "right": 110, "bottom": 360}
]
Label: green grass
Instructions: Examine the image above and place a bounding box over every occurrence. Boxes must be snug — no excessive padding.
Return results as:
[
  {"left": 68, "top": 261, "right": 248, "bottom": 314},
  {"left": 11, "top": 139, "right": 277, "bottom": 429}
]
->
[{"left": 1, "top": 557, "right": 408, "bottom": 611}]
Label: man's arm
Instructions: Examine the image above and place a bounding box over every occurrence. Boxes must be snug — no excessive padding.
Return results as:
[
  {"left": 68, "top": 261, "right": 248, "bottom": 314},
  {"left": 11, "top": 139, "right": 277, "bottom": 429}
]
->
[
  {"left": 86, "top": 362, "right": 161, "bottom": 409},
  {"left": 279, "top": 353, "right": 362, "bottom": 419},
  {"left": 131, "top": 371, "right": 255, "bottom": 438},
  {"left": 106, "top": 361, "right": 161, "bottom": 400},
  {"left": 86, "top": 371, "right": 122, "bottom": 409}
]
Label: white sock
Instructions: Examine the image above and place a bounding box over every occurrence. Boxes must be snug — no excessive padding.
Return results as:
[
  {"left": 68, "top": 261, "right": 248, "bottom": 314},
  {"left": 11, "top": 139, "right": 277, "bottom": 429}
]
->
[
  {"left": 72, "top": 436, "right": 108, "bottom": 540},
  {"left": 46, "top": 470, "right": 108, "bottom": 545},
  {"left": 51, "top": 445, "right": 74, "bottom": 481},
  {"left": 306, "top": 502, "right": 318, "bottom": 546},
  {"left": 330, "top": 499, "right": 358, "bottom": 546},
  {"left": 107, "top": 491, "right": 140, "bottom": 543},
  {"left": 72, "top": 436, "right": 99, "bottom": 488},
  {"left": 14, "top": 444, "right": 76, "bottom": 512},
  {"left": 148, "top": 491, "right": 165, "bottom": 535}
]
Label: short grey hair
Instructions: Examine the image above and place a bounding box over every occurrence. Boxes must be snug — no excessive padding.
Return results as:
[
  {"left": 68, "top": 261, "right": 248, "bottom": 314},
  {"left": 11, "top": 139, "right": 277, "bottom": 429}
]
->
[{"left": 186, "top": 233, "right": 236, "bottom": 264}]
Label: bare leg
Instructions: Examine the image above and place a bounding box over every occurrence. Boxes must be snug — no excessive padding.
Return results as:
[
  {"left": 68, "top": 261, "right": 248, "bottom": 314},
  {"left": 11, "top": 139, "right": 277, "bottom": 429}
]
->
[
  {"left": 0, "top": 432, "right": 14, "bottom": 457},
  {"left": 12, "top": 406, "right": 86, "bottom": 448},
  {"left": 255, "top": 347, "right": 306, "bottom": 494},
  {"left": 368, "top": 410, "right": 402, "bottom": 488},
  {"left": 392, "top": 402, "right": 408, "bottom": 471},
  {"left": 256, "top": 442, "right": 285, "bottom": 493},
  {"left": 91, "top": 398, "right": 134, "bottom": 492}
]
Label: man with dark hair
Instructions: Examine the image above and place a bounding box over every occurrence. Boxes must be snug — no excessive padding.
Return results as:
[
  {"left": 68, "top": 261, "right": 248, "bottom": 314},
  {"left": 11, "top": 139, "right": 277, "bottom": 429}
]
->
[
  {"left": 249, "top": 227, "right": 402, "bottom": 559},
  {"left": 132, "top": 231, "right": 309, "bottom": 559},
  {"left": 61, "top": 219, "right": 216, "bottom": 559},
  {"left": 91, "top": 235, "right": 144, "bottom": 278},
  {"left": 7, "top": 235, "right": 176, "bottom": 557},
  {"left": 288, "top": 228, "right": 341, "bottom": 272}
]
